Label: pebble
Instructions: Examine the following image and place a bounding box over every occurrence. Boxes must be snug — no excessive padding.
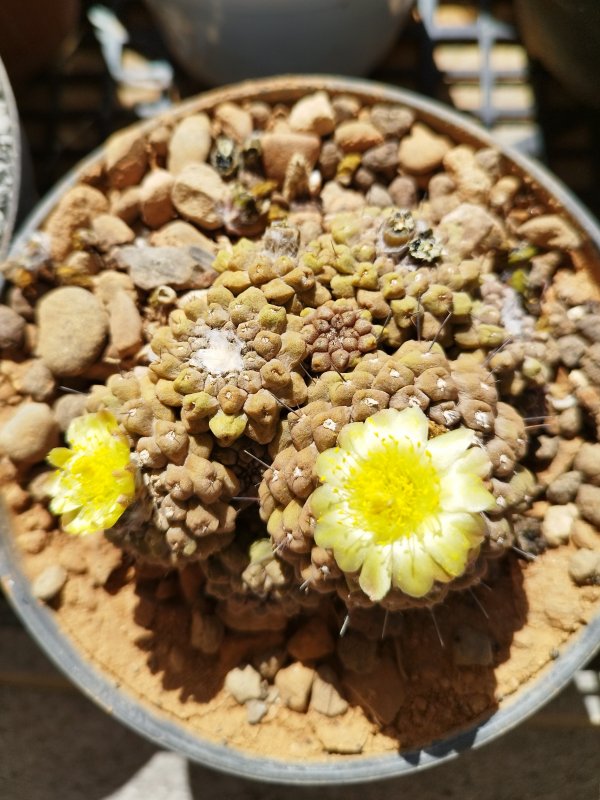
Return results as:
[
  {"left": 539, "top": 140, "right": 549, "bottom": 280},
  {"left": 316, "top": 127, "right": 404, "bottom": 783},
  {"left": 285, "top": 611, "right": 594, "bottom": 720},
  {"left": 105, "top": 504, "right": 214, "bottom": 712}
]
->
[
  {"left": 17, "top": 530, "right": 48, "bottom": 555},
  {"left": 0, "top": 402, "right": 58, "bottom": 463},
  {"left": 343, "top": 655, "right": 405, "bottom": 725},
  {"left": 171, "top": 163, "right": 227, "bottom": 229},
  {"left": 333, "top": 120, "right": 384, "bottom": 153},
  {"left": 14, "top": 359, "right": 56, "bottom": 401},
  {"left": 452, "top": 624, "right": 494, "bottom": 666},
  {"left": 288, "top": 92, "right": 335, "bottom": 137},
  {"left": 568, "top": 549, "right": 600, "bottom": 585},
  {"left": 571, "top": 518, "right": 600, "bottom": 550},
  {"left": 557, "top": 334, "right": 587, "bottom": 368},
  {"left": 370, "top": 103, "right": 414, "bottom": 138},
  {"left": 167, "top": 113, "right": 212, "bottom": 175},
  {"left": 576, "top": 484, "right": 600, "bottom": 528},
  {"left": 576, "top": 314, "right": 600, "bottom": 343},
  {"left": 107, "top": 290, "right": 143, "bottom": 358},
  {"left": 287, "top": 617, "right": 335, "bottom": 661},
  {"left": 274, "top": 662, "right": 315, "bottom": 712},
  {"left": 111, "top": 186, "right": 141, "bottom": 225},
  {"left": 517, "top": 214, "right": 582, "bottom": 251},
  {"left": 150, "top": 220, "right": 217, "bottom": 252},
  {"left": 573, "top": 442, "right": 600, "bottom": 484},
  {"left": 438, "top": 202, "right": 505, "bottom": 259},
  {"left": 0, "top": 305, "right": 25, "bottom": 350},
  {"left": 104, "top": 128, "right": 147, "bottom": 189},
  {"left": 214, "top": 102, "right": 253, "bottom": 143},
  {"left": 139, "top": 169, "right": 175, "bottom": 229},
  {"left": 546, "top": 470, "right": 582, "bottom": 504},
  {"left": 331, "top": 94, "right": 360, "bottom": 124},
  {"left": 32, "top": 564, "right": 68, "bottom": 602},
  {"left": 91, "top": 213, "right": 135, "bottom": 251},
  {"left": 261, "top": 132, "right": 321, "bottom": 183},
  {"left": 365, "top": 184, "right": 393, "bottom": 207},
  {"left": 536, "top": 435, "right": 559, "bottom": 461},
  {"left": 397, "top": 122, "right": 452, "bottom": 174},
  {"left": 361, "top": 141, "right": 399, "bottom": 176},
  {"left": 246, "top": 699, "right": 268, "bottom": 725},
  {"left": 388, "top": 175, "right": 417, "bottom": 208},
  {"left": 313, "top": 716, "right": 368, "bottom": 754},
  {"left": 36, "top": 287, "right": 108, "bottom": 376},
  {"left": 558, "top": 405, "right": 582, "bottom": 437},
  {"left": 115, "top": 245, "right": 215, "bottom": 291},
  {"left": 541, "top": 503, "right": 579, "bottom": 547},
  {"left": 309, "top": 666, "right": 348, "bottom": 717},
  {"left": 225, "top": 664, "right": 265, "bottom": 705},
  {"left": 45, "top": 185, "right": 109, "bottom": 261},
  {"left": 93, "top": 270, "right": 136, "bottom": 305}
]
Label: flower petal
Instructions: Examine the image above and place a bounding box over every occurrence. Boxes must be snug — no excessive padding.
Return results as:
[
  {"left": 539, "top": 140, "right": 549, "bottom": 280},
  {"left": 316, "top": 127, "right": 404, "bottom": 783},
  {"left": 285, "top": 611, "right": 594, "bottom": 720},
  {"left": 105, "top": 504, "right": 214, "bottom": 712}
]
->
[
  {"left": 370, "top": 406, "right": 429, "bottom": 450},
  {"left": 426, "top": 512, "right": 484, "bottom": 576},
  {"left": 47, "top": 447, "right": 74, "bottom": 469},
  {"left": 310, "top": 484, "right": 342, "bottom": 517},
  {"left": 391, "top": 540, "right": 435, "bottom": 597},
  {"left": 439, "top": 467, "right": 496, "bottom": 512},
  {"left": 337, "top": 421, "right": 380, "bottom": 459},
  {"left": 453, "top": 445, "right": 493, "bottom": 478},
  {"left": 425, "top": 426, "right": 474, "bottom": 474},
  {"left": 315, "top": 447, "right": 356, "bottom": 488},
  {"left": 358, "top": 545, "right": 392, "bottom": 601}
]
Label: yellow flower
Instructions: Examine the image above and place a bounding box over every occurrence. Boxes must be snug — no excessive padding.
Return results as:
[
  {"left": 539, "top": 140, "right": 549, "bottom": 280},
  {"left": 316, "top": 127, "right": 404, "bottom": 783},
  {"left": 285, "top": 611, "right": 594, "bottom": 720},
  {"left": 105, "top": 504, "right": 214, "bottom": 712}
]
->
[
  {"left": 311, "top": 407, "right": 496, "bottom": 602},
  {"left": 46, "top": 411, "right": 136, "bottom": 535}
]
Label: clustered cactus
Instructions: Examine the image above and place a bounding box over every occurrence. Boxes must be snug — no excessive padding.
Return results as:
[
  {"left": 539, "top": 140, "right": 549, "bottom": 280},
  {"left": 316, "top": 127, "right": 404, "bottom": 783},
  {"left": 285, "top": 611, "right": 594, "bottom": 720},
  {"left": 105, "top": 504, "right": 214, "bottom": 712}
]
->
[{"left": 46, "top": 203, "right": 541, "bottom": 621}]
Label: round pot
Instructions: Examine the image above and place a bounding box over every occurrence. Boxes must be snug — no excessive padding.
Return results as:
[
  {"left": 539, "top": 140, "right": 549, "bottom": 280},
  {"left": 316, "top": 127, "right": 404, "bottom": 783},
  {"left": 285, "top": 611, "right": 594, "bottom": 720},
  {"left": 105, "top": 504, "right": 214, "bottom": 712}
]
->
[
  {"left": 143, "top": 0, "right": 415, "bottom": 84},
  {"left": 1, "top": 75, "right": 600, "bottom": 785},
  {"left": 0, "top": 56, "right": 20, "bottom": 265}
]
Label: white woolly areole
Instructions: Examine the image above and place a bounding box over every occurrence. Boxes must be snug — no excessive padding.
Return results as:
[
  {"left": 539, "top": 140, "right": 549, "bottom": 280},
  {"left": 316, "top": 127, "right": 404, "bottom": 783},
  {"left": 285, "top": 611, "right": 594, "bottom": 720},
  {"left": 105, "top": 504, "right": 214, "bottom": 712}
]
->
[{"left": 189, "top": 329, "right": 244, "bottom": 374}]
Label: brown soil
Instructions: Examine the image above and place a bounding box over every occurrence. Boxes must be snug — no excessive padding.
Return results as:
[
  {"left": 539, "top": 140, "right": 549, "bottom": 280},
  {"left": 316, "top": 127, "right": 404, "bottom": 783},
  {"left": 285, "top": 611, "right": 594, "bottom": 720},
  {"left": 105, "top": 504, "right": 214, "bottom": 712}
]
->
[{"left": 9, "top": 510, "right": 599, "bottom": 761}]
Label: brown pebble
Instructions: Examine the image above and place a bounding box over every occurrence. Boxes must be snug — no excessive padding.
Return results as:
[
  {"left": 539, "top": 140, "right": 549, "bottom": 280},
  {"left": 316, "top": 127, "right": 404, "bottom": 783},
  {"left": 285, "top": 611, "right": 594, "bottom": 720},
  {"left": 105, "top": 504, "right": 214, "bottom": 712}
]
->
[
  {"left": 569, "top": 549, "right": 600, "bottom": 585},
  {"left": 261, "top": 132, "right": 321, "bottom": 183},
  {"left": 274, "top": 662, "right": 315, "bottom": 712},
  {"left": 105, "top": 128, "right": 147, "bottom": 189},
  {"left": 167, "top": 113, "right": 212, "bottom": 175},
  {"left": 0, "top": 306, "right": 26, "bottom": 350},
  {"left": 0, "top": 402, "right": 59, "bottom": 464}
]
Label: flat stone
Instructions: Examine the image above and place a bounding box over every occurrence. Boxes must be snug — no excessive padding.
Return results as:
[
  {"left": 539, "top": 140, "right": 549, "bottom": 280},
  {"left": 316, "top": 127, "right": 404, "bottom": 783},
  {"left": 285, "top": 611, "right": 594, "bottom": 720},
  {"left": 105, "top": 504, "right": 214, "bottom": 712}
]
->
[
  {"left": 45, "top": 185, "right": 109, "bottom": 261},
  {"left": 32, "top": 564, "right": 68, "bottom": 602},
  {"left": 115, "top": 245, "right": 216, "bottom": 291},
  {"left": 36, "top": 287, "right": 108, "bottom": 376},
  {"left": 370, "top": 103, "right": 415, "bottom": 137},
  {"left": 574, "top": 443, "right": 600, "bottom": 485},
  {"left": 224, "top": 664, "right": 264, "bottom": 705},
  {"left": 571, "top": 519, "right": 600, "bottom": 550},
  {"left": 167, "top": 113, "right": 212, "bottom": 175},
  {"left": 437, "top": 202, "right": 505, "bottom": 259},
  {"left": 274, "top": 662, "right": 315, "bottom": 712},
  {"left": 0, "top": 402, "right": 58, "bottom": 463}
]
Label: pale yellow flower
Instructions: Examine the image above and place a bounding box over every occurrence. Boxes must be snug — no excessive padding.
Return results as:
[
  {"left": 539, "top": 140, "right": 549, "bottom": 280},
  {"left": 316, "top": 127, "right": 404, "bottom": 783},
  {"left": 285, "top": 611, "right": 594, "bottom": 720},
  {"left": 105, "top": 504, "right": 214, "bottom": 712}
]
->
[
  {"left": 46, "top": 411, "right": 136, "bottom": 535},
  {"left": 311, "top": 407, "right": 496, "bottom": 602}
]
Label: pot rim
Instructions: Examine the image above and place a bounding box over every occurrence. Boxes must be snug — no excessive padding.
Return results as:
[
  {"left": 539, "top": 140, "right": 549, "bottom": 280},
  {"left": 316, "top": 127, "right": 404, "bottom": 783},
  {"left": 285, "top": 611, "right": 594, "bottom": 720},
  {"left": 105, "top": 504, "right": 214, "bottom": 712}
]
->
[
  {"left": 0, "top": 55, "right": 21, "bottom": 264},
  {"left": 2, "top": 74, "right": 600, "bottom": 786}
]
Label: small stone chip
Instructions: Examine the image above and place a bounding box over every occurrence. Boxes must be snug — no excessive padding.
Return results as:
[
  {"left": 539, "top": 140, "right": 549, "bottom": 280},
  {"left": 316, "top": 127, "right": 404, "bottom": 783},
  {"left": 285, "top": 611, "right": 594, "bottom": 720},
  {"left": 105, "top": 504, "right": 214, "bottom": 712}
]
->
[{"left": 224, "top": 664, "right": 265, "bottom": 705}]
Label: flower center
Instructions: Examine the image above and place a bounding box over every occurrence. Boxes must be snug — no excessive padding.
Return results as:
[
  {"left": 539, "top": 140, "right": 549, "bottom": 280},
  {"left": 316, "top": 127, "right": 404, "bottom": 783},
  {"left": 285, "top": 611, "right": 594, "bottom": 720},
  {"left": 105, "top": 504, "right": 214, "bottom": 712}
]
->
[{"left": 344, "top": 442, "right": 440, "bottom": 545}]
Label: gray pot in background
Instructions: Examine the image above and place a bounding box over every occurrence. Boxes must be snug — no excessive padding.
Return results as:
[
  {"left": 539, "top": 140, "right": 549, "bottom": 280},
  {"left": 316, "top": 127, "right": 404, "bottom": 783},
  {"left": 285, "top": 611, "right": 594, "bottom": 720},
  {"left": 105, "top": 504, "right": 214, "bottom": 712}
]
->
[
  {"left": 514, "top": 0, "right": 600, "bottom": 108},
  {"left": 0, "top": 57, "right": 21, "bottom": 265},
  {"left": 143, "top": 0, "right": 415, "bottom": 85}
]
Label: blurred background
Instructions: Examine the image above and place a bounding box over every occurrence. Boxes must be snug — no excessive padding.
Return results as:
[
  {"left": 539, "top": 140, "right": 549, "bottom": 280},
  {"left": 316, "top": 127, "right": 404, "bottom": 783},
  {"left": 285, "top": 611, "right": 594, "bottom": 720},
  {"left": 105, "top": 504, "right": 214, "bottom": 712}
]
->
[{"left": 0, "top": 1, "right": 599, "bottom": 798}]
